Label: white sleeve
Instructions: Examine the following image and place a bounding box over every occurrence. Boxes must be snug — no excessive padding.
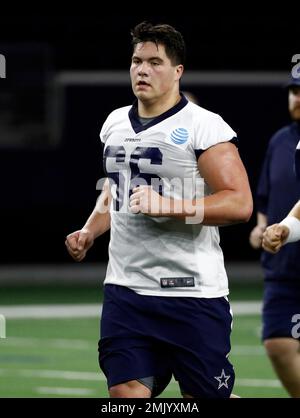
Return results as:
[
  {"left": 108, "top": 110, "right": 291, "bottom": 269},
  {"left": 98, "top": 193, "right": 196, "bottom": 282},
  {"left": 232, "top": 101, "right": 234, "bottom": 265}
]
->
[
  {"left": 99, "top": 116, "right": 110, "bottom": 144},
  {"left": 193, "top": 113, "right": 237, "bottom": 152},
  {"left": 99, "top": 108, "right": 120, "bottom": 144}
]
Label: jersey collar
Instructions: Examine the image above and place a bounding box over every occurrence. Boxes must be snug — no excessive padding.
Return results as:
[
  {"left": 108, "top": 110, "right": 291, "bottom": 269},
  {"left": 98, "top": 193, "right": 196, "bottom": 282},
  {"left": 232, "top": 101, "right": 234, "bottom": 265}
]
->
[{"left": 128, "top": 93, "right": 188, "bottom": 134}]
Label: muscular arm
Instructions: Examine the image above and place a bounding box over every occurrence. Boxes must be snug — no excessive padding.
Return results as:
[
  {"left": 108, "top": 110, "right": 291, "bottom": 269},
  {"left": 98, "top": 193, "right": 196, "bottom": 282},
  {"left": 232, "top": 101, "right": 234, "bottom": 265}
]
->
[
  {"left": 197, "top": 142, "right": 253, "bottom": 225},
  {"left": 129, "top": 142, "right": 253, "bottom": 226}
]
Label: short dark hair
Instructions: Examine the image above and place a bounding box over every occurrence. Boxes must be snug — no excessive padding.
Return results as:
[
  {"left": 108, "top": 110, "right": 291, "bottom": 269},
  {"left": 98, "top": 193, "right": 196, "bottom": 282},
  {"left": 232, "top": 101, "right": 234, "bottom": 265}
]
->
[{"left": 131, "top": 21, "right": 186, "bottom": 66}]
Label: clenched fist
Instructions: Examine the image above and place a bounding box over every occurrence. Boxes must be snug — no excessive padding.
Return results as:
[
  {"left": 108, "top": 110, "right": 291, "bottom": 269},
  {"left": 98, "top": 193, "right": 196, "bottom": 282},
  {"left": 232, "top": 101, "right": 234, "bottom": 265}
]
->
[
  {"left": 65, "top": 228, "right": 94, "bottom": 262},
  {"left": 262, "top": 224, "right": 289, "bottom": 254},
  {"left": 129, "top": 185, "right": 166, "bottom": 216}
]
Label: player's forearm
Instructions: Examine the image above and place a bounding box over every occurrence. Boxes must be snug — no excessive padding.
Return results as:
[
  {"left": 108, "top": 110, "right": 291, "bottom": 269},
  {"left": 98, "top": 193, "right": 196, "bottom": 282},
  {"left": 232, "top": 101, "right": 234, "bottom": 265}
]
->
[
  {"left": 82, "top": 179, "right": 111, "bottom": 239},
  {"left": 203, "top": 190, "right": 252, "bottom": 225},
  {"left": 82, "top": 209, "right": 110, "bottom": 240},
  {"left": 166, "top": 190, "right": 252, "bottom": 226}
]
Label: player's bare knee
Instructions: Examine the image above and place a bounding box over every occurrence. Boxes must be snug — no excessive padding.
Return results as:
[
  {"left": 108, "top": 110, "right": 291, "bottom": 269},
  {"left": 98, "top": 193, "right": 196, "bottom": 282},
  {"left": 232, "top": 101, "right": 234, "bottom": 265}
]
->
[
  {"left": 264, "top": 339, "right": 299, "bottom": 363},
  {"left": 109, "top": 380, "right": 151, "bottom": 398}
]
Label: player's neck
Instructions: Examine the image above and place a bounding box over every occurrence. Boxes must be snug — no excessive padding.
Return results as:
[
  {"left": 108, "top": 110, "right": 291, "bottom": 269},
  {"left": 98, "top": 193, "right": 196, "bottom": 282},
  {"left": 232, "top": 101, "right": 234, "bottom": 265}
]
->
[{"left": 138, "top": 92, "right": 181, "bottom": 118}]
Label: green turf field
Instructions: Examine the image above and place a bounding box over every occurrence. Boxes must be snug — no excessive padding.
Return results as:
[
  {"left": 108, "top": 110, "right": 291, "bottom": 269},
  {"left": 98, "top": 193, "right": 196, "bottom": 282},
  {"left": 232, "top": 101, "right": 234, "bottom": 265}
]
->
[{"left": 0, "top": 283, "right": 288, "bottom": 398}]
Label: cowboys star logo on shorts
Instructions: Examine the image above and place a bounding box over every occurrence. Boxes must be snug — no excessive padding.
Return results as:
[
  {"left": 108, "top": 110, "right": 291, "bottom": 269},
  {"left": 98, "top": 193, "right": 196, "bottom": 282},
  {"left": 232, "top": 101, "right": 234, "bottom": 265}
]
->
[{"left": 214, "top": 369, "right": 231, "bottom": 389}]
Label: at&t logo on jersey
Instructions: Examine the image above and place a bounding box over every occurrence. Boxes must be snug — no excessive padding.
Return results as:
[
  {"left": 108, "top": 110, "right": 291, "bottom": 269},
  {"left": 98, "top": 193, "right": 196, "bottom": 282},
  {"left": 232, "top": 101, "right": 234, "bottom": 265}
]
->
[{"left": 170, "top": 128, "right": 189, "bottom": 145}]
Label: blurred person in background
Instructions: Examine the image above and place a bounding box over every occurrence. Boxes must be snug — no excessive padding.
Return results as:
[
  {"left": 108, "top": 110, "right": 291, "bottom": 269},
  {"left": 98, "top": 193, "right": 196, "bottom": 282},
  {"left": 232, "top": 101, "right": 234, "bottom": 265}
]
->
[
  {"left": 262, "top": 200, "right": 300, "bottom": 253},
  {"left": 249, "top": 76, "right": 300, "bottom": 397},
  {"left": 66, "top": 21, "right": 252, "bottom": 398}
]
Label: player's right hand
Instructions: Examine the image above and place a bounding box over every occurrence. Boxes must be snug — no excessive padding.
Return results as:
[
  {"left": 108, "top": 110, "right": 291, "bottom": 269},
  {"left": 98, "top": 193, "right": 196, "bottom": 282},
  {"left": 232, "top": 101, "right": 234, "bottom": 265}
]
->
[
  {"left": 249, "top": 225, "right": 265, "bottom": 249},
  {"left": 65, "top": 229, "right": 94, "bottom": 262},
  {"left": 262, "top": 224, "right": 289, "bottom": 254}
]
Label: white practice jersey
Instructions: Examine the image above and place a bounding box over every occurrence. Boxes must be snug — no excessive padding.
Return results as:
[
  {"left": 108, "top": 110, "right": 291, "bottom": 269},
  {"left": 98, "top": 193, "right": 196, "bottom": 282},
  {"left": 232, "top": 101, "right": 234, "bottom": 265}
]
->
[{"left": 100, "top": 95, "right": 237, "bottom": 297}]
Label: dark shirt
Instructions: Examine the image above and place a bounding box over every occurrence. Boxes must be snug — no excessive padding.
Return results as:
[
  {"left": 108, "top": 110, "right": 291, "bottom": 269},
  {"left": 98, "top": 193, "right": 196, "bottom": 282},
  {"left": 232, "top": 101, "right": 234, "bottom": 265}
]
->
[{"left": 256, "top": 122, "right": 300, "bottom": 282}]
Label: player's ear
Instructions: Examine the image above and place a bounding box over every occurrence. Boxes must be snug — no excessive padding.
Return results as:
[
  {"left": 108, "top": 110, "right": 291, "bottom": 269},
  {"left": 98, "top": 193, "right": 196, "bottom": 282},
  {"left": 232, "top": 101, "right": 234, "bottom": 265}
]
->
[{"left": 175, "top": 64, "right": 184, "bottom": 81}]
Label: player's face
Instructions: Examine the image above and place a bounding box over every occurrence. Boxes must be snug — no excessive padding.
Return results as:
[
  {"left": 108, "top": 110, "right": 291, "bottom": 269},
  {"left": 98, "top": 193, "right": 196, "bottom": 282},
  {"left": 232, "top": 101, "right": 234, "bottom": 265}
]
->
[
  {"left": 130, "top": 42, "right": 183, "bottom": 103},
  {"left": 289, "top": 86, "right": 300, "bottom": 121}
]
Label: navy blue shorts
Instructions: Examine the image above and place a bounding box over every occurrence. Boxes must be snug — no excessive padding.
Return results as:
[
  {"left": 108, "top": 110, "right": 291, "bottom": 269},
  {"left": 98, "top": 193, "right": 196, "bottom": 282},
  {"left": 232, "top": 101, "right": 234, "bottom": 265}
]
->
[
  {"left": 262, "top": 281, "right": 300, "bottom": 340},
  {"left": 98, "top": 284, "right": 235, "bottom": 398}
]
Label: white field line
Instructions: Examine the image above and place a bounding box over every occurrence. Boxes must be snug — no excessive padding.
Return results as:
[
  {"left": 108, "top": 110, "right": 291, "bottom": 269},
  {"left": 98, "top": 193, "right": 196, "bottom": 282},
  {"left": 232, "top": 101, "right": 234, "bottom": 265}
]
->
[
  {"left": 231, "top": 346, "right": 265, "bottom": 356},
  {"left": 2, "top": 336, "right": 94, "bottom": 350},
  {"left": 235, "top": 379, "right": 282, "bottom": 388},
  {"left": 0, "top": 367, "right": 283, "bottom": 390},
  {"left": 0, "top": 304, "right": 102, "bottom": 319},
  {"left": 231, "top": 302, "right": 262, "bottom": 315},
  {"left": 22, "top": 369, "right": 104, "bottom": 381},
  {"left": 0, "top": 301, "right": 261, "bottom": 319},
  {"left": 0, "top": 368, "right": 104, "bottom": 381},
  {"left": 36, "top": 387, "right": 95, "bottom": 396}
]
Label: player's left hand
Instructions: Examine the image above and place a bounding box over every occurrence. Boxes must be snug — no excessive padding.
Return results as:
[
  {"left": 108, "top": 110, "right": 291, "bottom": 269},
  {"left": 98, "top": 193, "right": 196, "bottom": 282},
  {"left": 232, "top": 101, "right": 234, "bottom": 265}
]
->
[{"left": 129, "top": 186, "right": 168, "bottom": 216}]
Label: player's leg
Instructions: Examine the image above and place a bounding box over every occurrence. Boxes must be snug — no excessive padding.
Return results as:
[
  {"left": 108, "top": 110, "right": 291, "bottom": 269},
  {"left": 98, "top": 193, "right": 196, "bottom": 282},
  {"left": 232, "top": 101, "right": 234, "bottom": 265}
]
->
[
  {"left": 167, "top": 296, "right": 235, "bottom": 398},
  {"left": 109, "top": 379, "right": 151, "bottom": 398},
  {"left": 264, "top": 338, "right": 300, "bottom": 397},
  {"left": 262, "top": 282, "right": 300, "bottom": 397},
  {"left": 100, "top": 342, "right": 172, "bottom": 398},
  {"left": 108, "top": 375, "right": 171, "bottom": 398},
  {"left": 98, "top": 284, "right": 172, "bottom": 398}
]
